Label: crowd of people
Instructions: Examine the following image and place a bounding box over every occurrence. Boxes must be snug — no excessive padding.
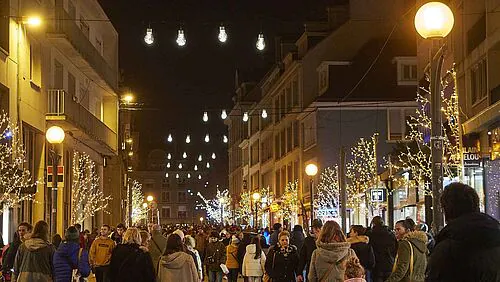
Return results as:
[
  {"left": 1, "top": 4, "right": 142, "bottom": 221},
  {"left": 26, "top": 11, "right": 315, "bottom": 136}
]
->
[{"left": 0, "top": 182, "right": 498, "bottom": 282}]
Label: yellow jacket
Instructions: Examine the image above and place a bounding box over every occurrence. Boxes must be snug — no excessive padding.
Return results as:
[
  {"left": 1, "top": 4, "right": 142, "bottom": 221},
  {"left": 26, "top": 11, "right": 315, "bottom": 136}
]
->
[
  {"left": 89, "top": 237, "right": 115, "bottom": 266},
  {"left": 226, "top": 244, "right": 239, "bottom": 269}
]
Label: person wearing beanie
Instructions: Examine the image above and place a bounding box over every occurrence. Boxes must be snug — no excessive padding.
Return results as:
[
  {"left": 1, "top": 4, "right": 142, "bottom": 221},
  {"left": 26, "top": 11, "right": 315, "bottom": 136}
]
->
[
  {"left": 225, "top": 235, "right": 240, "bottom": 282},
  {"left": 53, "top": 226, "right": 91, "bottom": 282}
]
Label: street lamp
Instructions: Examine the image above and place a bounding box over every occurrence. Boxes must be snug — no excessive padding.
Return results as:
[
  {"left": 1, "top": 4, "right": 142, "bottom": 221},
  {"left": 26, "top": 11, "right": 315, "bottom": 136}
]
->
[
  {"left": 252, "top": 192, "right": 261, "bottom": 227},
  {"left": 415, "top": 1, "right": 454, "bottom": 234},
  {"left": 122, "top": 93, "right": 134, "bottom": 104},
  {"left": 219, "top": 197, "right": 225, "bottom": 226},
  {"left": 46, "top": 126, "right": 65, "bottom": 236},
  {"left": 200, "top": 217, "right": 204, "bottom": 224},
  {"left": 25, "top": 16, "right": 42, "bottom": 27},
  {"left": 305, "top": 163, "right": 318, "bottom": 227},
  {"left": 146, "top": 195, "right": 154, "bottom": 223},
  {"left": 142, "top": 202, "right": 148, "bottom": 225},
  {"left": 146, "top": 195, "right": 154, "bottom": 202}
]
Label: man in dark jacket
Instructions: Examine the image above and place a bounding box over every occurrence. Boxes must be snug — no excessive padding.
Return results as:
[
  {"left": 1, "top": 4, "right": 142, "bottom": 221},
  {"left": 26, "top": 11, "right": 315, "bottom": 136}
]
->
[
  {"left": 204, "top": 232, "right": 227, "bottom": 282},
  {"left": 290, "top": 225, "right": 305, "bottom": 254},
  {"left": 368, "top": 216, "right": 397, "bottom": 282},
  {"left": 2, "top": 222, "right": 32, "bottom": 281},
  {"left": 269, "top": 223, "right": 282, "bottom": 247},
  {"left": 297, "top": 219, "right": 322, "bottom": 282},
  {"left": 426, "top": 182, "right": 500, "bottom": 282}
]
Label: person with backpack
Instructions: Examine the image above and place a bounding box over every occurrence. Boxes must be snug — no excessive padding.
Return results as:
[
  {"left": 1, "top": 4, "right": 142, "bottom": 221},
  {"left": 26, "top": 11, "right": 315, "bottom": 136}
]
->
[
  {"left": 2, "top": 222, "right": 32, "bottom": 282},
  {"left": 53, "top": 226, "right": 91, "bottom": 282},
  {"left": 204, "top": 232, "right": 227, "bottom": 282},
  {"left": 242, "top": 236, "right": 266, "bottom": 282}
]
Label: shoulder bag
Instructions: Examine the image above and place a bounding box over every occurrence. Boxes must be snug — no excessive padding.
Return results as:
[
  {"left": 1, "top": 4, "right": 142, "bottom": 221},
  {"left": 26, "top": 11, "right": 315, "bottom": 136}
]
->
[{"left": 392, "top": 240, "right": 414, "bottom": 282}]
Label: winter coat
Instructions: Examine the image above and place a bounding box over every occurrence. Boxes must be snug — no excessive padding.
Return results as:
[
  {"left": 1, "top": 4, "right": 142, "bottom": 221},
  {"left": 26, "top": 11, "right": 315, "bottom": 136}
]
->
[
  {"left": 157, "top": 252, "right": 198, "bottom": 282},
  {"left": 226, "top": 243, "right": 239, "bottom": 269},
  {"left": 187, "top": 247, "right": 203, "bottom": 281},
  {"left": 53, "top": 241, "right": 91, "bottom": 282},
  {"left": 265, "top": 244, "right": 299, "bottom": 282},
  {"left": 12, "top": 238, "right": 56, "bottom": 282},
  {"left": 308, "top": 241, "right": 357, "bottom": 282},
  {"left": 426, "top": 212, "right": 500, "bottom": 282},
  {"left": 108, "top": 243, "right": 155, "bottom": 282},
  {"left": 367, "top": 225, "right": 397, "bottom": 275},
  {"left": 242, "top": 244, "right": 266, "bottom": 277},
  {"left": 386, "top": 231, "right": 427, "bottom": 282},
  {"left": 347, "top": 235, "right": 375, "bottom": 270},
  {"left": 149, "top": 230, "right": 167, "bottom": 272},
  {"left": 204, "top": 241, "right": 227, "bottom": 272},
  {"left": 2, "top": 239, "right": 21, "bottom": 275},
  {"left": 298, "top": 235, "right": 317, "bottom": 276},
  {"left": 290, "top": 229, "right": 305, "bottom": 255},
  {"left": 194, "top": 233, "right": 207, "bottom": 258}
]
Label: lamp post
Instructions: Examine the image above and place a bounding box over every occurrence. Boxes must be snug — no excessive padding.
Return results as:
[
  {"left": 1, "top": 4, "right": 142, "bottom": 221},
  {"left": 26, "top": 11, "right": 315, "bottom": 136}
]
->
[
  {"left": 305, "top": 163, "right": 318, "bottom": 228},
  {"left": 219, "top": 198, "right": 226, "bottom": 226},
  {"left": 415, "top": 1, "right": 454, "bottom": 234},
  {"left": 252, "top": 192, "right": 261, "bottom": 227},
  {"left": 142, "top": 202, "right": 148, "bottom": 226},
  {"left": 200, "top": 217, "right": 204, "bottom": 225},
  {"left": 146, "top": 195, "right": 154, "bottom": 224},
  {"left": 46, "top": 126, "right": 65, "bottom": 236}
]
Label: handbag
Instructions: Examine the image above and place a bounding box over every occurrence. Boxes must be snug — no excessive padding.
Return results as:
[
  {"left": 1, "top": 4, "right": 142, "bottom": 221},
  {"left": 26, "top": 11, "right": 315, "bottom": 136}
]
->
[{"left": 392, "top": 240, "right": 414, "bottom": 281}]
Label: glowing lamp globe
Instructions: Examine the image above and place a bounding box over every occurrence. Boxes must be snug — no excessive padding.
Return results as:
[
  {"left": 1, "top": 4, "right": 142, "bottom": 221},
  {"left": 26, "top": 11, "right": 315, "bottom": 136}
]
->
[
  {"left": 146, "top": 195, "right": 154, "bottom": 202},
  {"left": 415, "top": 2, "right": 454, "bottom": 39},
  {"left": 305, "top": 163, "right": 318, "bottom": 177},
  {"left": 252, "top": 192, "right": 261, "bottom": 201},
  {"left": 46, "top": 126, "right": 65, "bottom": 144},
  {"left": 26, "top": 16, "right": 42, "bottom": 27}
]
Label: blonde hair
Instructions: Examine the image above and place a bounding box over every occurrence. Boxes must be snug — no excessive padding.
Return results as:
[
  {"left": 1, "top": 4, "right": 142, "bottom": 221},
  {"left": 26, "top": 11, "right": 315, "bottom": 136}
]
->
[
  {"left": 318, "top": 221, "right": 346, "bottom": 243},
  {"left": 185, "top": 235, "right": 196, "bottom": 248},
  {"left": 278, "top": 230, "right": 290, "bottom": 239},
  {"left": 344, "top": 257, "right": 365, "bottom": 279},
  {"left": 123, "top": 227, "right": 142, "bottom": 245}
]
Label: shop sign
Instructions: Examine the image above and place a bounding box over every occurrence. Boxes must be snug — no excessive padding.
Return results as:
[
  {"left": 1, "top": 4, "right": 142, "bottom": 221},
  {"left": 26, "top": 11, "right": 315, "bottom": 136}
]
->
[
  {"left": 270, "top": 203, "right": 280, "bottom": 212},
  {"left": 317, "top": 208, "right": 338, "bottom": 218},
  {"left": 463, "top": 147, "right": 481, "bottom": 167},
  {"left": 371, "top": 188, "right": 386, "bottom": 202}
]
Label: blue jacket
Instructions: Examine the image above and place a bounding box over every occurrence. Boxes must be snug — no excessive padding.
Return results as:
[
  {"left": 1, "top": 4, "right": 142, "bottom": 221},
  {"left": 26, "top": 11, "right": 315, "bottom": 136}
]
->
[{"left": 53, "top": 242, "right": 91, "bottom": 282}]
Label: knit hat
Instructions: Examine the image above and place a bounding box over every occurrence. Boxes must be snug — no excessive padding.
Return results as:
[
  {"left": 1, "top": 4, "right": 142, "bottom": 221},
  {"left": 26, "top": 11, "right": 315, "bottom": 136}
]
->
[
  {"left": 210, "top": 231, "right": 219, "bottom": 239},
  {"left": 65, "top": 226, "right": 80, "bottom": 242},
  {"left": 173, "top": 229, "right": 185, "bottom": 241}
]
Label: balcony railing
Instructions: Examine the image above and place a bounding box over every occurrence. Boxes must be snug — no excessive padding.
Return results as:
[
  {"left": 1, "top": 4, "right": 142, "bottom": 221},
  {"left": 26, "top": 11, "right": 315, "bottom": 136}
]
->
[
  {"left": 47, "top": 89, "right": 117, "bottom": 154},
  {"left": 47, "top": 2, "right": 117, "bottom": 91}
]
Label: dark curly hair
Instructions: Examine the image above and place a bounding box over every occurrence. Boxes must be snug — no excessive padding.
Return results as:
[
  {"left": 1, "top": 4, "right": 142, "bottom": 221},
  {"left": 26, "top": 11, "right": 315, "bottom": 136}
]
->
[{"left": 441, "top": 182, "right": 479, "bottom": 221}]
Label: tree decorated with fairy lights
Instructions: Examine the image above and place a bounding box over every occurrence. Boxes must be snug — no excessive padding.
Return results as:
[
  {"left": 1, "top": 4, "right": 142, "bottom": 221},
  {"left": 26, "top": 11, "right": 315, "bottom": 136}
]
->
[
  {"left": 237, "top": 191, "right": 252, "bottom": 222},
  {"left": 346, "top": 133, "right": 378, "bottom": 208},
  {"left": 71, "top": 151, "right": 111, "bottom": 224},
  {"left": 0, "top": 113, "right": 38, "bottom": 211},
  {"left": 130, "top": 180, "right": 148, "bottom": 225},
  {"left": 280, "top": 181, "right": 298, "bottom": 222},
  {"left": 198, "top": 189, "right": 231, "bottom": 224},
  {"left": 314, "top": 166, "right": 340, "bottom": 211},
  {"left": 390, "top": 68, "right": 462, "bottom": 193}
]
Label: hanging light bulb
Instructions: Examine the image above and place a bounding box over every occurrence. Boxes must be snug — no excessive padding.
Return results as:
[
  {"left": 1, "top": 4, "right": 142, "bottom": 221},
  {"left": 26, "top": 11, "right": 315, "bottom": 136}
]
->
[
  {"left": 203, "top": 112, "right": 208, "bottom": 122},
  {"left": 218, "top": 25, "right": 228, "bottom": 43},
  {"left": 206, "top": 162, "right": 210, "bottom": 168},
  {"left": 167, "top": 162, "right": 171, "bottom": 168},
  {"left": 212, "top": 153, "right": 216, "bottom": 159},
  {"left": 221, "top": 109, "right": 227, "bottom": 120},
  {"left": 198, "top": 174, "right": 202, "bottom": 180},
  {"left": 256, "top": 32, "right": 266, "bottom": 51},
  {"left": 183, "top": 152, "right": 187, "bottom": 159},
  {"left": 176, "top": 173, "right": 180, "bottom": 179},
  {"left": 176, "top": 28, "right": 186, "bottom": 46},
  {"left": 223, "top": 135, "right": 228, "bottom": 143},
  {"left": 243, "top": 112, "right": 249, "bottom": 122},
  {"left": 178, "top": 163, "right": 183, "bottom": 169},
  {"left": 167, "top": 153, "right": 172, "bottom": 160},
  {"left": 194, "top": 164, "right": 198, "bottom": 171},
  {"left": 165, "top": 173, "right": 169, "bottom": 178},
  {"left": 261, "top": 109, "right": 268, "bottom": 119},
  {"left": 167, "top": 134, "right": 173, "bottom": 142},
  {"left": 205, "top": 134, "right": 210, "bottom": 143},
  {"left": 144, "top": 28, "right": 154, "bottom": 45},
  {"left": 187, "top": 173, "right": 191, "bottom": 178},
  {"left": 198, "top": 154, "right": 203, "bottom": 161},
  {"left": 185, "top": 135, "right": 191, "bottom": 143}
]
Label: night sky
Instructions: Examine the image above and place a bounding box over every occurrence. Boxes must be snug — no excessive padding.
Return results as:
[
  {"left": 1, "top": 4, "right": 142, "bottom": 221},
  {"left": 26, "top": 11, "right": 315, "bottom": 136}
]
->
[{"left": 98, "top": 0, "right": 336, "bottom": 188}]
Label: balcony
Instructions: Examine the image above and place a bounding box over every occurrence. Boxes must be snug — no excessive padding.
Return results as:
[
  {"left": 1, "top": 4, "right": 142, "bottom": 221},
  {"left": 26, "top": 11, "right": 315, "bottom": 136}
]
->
[
  {"left": 47, "top": 90, "right": 118, "bottom": 155},
  {"left": 46, "top": 4, "right": 118, "bottom": 93}
]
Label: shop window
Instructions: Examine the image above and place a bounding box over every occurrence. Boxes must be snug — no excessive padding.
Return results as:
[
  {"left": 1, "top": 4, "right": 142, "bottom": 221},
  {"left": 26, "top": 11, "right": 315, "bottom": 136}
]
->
[
  {"left": 471, "top": 59, "right": 487, "bottom": 105},
  {"left": 161, "top": 207, "right": 171, "bottom": 218}
]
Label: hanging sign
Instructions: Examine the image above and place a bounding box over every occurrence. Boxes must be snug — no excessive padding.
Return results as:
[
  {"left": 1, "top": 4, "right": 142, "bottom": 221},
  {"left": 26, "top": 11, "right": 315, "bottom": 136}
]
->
[
  {"left": 270, "top": 203, "right": 280, "bottom": 212},
  {"left": 370, "top": 188, "right": 386, "bottom": 202},
  {"left": 463, "top": 147, "right": 481, "bottom": 167}
]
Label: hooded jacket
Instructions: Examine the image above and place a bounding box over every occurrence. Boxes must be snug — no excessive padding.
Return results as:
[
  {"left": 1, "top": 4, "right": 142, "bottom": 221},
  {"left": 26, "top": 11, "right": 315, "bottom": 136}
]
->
[
  {"left": 386, "top": 231, "right": 428, "bottom": 282},
  {"left": 308, "top": 241, "right": 357, "bottom": 282},
  {"left": 12, "top": 238, "right": 56, "bottom": 282},
  {"left": 109, "top": 243, "right": 155, "bottom": 282},
  {"left": 149, "top": 230, "right": 167, "bottom": 273},
  {"left": 426, "top": 212, "right": 500, "bottom": 282},
  {"left": 53, "top": 241, "right": 91, "bottom": 282},
  {"left": 242, "top": 244, "right": 266, "bottom": 277},
  {"left": 157, "top": 251, "right": 198, "bottom": 282},
  {"left": 367, "top": 225, "right": 397, "bottom": 274},
  {"left": 347, "top": 235, "right": 375, "bottom": 270}
]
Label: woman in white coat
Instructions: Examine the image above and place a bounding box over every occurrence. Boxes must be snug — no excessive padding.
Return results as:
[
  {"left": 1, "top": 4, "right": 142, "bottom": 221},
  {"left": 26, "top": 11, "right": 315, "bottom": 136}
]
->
[{"left": 242, "top": 236, "right": 266, "bottom": 282}]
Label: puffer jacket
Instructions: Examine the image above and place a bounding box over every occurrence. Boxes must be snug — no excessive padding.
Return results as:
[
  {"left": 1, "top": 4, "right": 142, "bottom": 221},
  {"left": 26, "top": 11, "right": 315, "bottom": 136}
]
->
[
  {"left": 242, "top": 244, "right": 266, "bottom": 277},
  {"left": 386, "top": 231, "right": 427, "bottom": 282},
  {"left": 204, "top": 241, "right": 227, "bottom": 272},
  {"left": 347, "top": 235, "right": 375, "bottom": 271},
  {"left": 308, "top": 241, "right": 357, "bottom": 282},
  {"left": 157, "top": 252, "right": 198, "bottom": 282},
  {"left": 226, "top": 243, "right": 239, "bottom": 269},
  {"left": 53, "top": 241, "right": 91, "bottom": 282},
  {"left": 12, "top": 238, "right": 56, "bottom": 282}
]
